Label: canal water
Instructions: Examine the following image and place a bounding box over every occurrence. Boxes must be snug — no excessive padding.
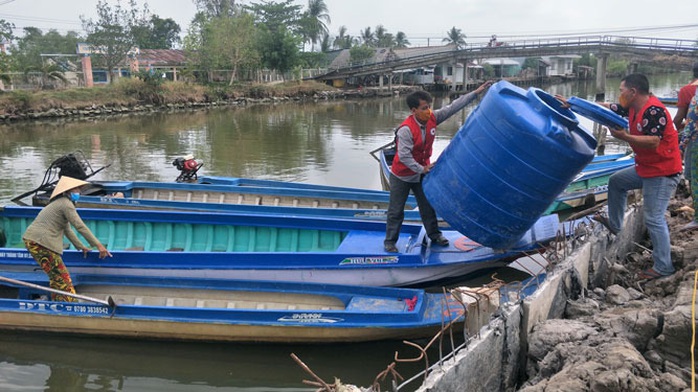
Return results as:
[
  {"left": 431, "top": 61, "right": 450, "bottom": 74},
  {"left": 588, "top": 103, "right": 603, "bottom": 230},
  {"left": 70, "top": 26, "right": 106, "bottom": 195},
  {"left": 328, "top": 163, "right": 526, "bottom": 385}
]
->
[{"left": 0, "top": 73, "right": 689, "bottom": 391}]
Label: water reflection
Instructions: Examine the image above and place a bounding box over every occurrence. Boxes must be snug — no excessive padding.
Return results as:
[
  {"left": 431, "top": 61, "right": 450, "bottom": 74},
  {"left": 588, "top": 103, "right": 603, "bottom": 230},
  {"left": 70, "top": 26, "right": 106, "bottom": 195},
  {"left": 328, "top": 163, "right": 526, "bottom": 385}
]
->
[{"left": 0, "top": 332, "right": 429, "bottom": 391}]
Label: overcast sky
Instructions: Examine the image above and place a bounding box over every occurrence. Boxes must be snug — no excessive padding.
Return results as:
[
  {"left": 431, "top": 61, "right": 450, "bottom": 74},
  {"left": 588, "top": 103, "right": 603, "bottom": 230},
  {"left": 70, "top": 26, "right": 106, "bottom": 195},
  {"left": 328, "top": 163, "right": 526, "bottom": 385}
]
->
[{"left": 1, "top": 0, "right": 697, "bottom": 47}]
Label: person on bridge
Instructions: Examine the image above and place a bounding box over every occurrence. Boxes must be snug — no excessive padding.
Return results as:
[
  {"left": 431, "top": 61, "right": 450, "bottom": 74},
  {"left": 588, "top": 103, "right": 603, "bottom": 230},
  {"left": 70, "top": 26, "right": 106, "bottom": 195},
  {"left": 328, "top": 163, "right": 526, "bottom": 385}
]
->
[
  {"left": 590, "top": 74, "right": 681, "bottom": 280},
  {"left": 384, "top": 81, "right": 492, "bottom": 253}
]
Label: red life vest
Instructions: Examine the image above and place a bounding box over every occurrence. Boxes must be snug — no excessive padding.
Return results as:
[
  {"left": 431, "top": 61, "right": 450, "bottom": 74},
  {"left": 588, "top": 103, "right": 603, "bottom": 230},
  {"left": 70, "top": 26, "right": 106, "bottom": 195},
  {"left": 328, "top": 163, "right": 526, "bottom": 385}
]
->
[
  {"left": 628, "top": 95, "right": 682, "bottom": 178},
  {"left": 391, "top": 113, "right": 437, "bottom": 177}
]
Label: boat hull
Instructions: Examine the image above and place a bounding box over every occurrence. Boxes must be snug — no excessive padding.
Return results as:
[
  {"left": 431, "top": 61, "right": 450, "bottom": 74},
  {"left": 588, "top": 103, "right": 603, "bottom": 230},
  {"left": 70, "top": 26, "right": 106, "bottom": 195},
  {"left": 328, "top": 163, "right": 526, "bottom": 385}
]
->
[
  {"left": 0, "top": 273, "right": 465, "bottom": 343},
  {"left": 0, "top": 206, "right": 560, "bottom": 287}
]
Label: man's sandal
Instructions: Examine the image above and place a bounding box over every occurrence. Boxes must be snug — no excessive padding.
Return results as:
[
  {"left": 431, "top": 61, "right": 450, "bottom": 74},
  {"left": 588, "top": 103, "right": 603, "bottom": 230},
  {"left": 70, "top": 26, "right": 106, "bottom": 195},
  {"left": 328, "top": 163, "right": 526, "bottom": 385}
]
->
[{"left": 637, "top": 268, "right": 666, "bottom": 281}]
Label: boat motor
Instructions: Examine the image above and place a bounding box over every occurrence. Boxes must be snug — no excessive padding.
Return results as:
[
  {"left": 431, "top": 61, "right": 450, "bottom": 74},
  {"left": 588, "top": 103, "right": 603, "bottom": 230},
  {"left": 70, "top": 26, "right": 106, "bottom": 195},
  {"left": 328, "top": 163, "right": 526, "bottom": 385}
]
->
[{"left": 172, "top": 155, "right": 203, "bottom": 182}]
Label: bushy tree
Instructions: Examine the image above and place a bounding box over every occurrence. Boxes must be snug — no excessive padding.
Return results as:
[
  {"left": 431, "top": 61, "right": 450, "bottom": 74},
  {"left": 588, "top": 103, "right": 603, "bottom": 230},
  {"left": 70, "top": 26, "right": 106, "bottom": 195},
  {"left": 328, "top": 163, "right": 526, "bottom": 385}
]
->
[
  {"left": 184, "top": 9, "right": 260, "bottom": 84},
  {"left": 349, "top": 45, "right": 373, "bottom": 64},
  {"left": 246, "top": 0, "right": 303, "bottom": 72},
  {"left": 132, "top": 15, "right": 181, "bottom": 49},
  {"left": 193, "top": 0, "right": 238, "bottom": 18},
  {"left": 81, "top": 0, "right": 150, "bottom": 83},
  {"left": 13, "top": 28, "right": 82, "bottom": 71},
  {"left": 0, "top": 19, "right": 15, "bottom": 85}
]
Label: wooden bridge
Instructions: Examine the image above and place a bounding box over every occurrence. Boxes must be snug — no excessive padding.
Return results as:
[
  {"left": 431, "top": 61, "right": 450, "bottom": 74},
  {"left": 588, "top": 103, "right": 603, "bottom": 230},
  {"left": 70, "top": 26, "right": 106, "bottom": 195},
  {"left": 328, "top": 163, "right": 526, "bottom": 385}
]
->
[{"left": 311, "top": 35, "right": 698, "bottom": 91}]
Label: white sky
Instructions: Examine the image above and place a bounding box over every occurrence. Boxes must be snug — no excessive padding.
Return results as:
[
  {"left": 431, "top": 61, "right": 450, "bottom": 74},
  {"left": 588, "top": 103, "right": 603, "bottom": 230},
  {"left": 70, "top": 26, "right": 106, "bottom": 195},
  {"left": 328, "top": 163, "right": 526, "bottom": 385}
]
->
[{"left": 1, "top": 0, "right": 697, "bottom": 47}]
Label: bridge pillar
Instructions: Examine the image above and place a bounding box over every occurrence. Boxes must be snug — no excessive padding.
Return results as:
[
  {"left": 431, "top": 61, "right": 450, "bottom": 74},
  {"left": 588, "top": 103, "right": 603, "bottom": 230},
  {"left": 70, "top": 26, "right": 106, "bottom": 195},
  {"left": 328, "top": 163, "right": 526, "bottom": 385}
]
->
[
  {"left": 627, "top": 63, "right": 638, "bottom": 74},
  {"left": 462, "top": 59, "right": 469, "bottom": 92},
  {"left": 595, "top": 54, "right": 608, "bottom": 101}
]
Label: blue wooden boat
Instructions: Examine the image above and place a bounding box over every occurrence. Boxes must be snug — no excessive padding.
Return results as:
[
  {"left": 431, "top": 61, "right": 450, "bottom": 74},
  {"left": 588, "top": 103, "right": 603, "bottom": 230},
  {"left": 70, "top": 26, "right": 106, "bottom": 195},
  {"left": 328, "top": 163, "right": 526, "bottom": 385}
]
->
[
  {"left": 373, "top": 145, "right": 634, "bottom": 214},
  {"left": 16, "top": 151, "right": 422, "bottom": 222},
  {"left": 0, "top": 206, "right": 561, "bottom": 287},
  {"left": 657, "top": 96, "right": 678, "bottom": 106},
  {"left": 0, "top": 272, "right": 465, "bottom": 343},
  {"left": 28, "top": 180, "right": 423, "bottom": 223}
]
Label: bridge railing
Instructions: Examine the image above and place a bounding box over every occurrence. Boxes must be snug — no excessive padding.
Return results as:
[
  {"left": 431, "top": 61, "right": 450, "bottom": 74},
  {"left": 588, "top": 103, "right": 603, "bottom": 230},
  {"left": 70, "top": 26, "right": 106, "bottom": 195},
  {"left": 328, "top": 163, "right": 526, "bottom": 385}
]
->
[{"left": 319, "top": 35, "right": 698, "bottom": 78}]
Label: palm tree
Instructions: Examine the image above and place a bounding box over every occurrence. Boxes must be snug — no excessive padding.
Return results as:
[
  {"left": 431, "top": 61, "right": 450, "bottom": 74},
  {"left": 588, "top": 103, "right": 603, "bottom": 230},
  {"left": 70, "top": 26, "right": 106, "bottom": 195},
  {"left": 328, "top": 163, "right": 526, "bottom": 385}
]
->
[
  {"left": 333, "top": 25, "right": 350, "bottom": 49},
  {"left": 25, "top": 61, "right": 68, "bottom": 89},
  {"left": 395, "top": 31, "right": 410, "bottom": 48},
  {"left": 443, "top": 26, "right": 466, "bottom": 49},
  {"left": 360, "top": 27, "right": 375, "bottom": 47},
  {"left": 303, "top": 0, "right": 331, "bottom": 51},
  {"left": 374, "top": 25, "right": 395, "bottom": 48}
]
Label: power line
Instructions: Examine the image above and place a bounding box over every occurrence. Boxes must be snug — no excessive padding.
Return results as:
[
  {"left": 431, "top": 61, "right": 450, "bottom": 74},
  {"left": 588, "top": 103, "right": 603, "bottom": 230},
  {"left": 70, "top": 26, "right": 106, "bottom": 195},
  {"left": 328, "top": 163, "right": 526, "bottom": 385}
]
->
[{"left": 0, "top": 13, "right": 82, "bottom": 26}]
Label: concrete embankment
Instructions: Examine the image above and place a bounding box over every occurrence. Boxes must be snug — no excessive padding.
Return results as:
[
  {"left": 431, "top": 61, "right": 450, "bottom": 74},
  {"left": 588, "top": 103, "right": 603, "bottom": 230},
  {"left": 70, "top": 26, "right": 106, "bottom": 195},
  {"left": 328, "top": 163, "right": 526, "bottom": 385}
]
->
[{"left": 419, "top": 195, "right": 696, "bottom": 392}]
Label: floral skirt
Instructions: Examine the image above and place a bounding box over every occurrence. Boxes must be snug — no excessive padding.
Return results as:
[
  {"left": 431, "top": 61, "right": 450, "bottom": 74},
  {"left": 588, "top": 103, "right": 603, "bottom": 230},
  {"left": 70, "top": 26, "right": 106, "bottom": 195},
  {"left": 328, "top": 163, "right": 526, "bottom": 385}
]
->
[{"left": 24, "top": 240, "right": 77, "bottom": 302}]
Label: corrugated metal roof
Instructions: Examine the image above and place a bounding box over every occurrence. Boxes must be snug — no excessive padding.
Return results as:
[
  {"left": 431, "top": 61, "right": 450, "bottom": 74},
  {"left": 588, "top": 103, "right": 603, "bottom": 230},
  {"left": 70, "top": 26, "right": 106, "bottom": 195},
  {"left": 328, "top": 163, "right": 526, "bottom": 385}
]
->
[{"left": 136, "top": 49, "right": 188, "bottom": 66}]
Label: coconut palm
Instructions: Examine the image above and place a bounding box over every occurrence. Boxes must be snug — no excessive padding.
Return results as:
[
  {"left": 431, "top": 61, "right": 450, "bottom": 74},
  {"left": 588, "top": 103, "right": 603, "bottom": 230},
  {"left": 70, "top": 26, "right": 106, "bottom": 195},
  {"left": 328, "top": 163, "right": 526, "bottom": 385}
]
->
[
  {"left": 25, "top": 61, "right": 68, "bottom": 89},
  {"left": 443, "top": 26, "right": 466, "bottom": 49},
  {"left": 302, "top": 0, "right": 331, "bottom": 51},
  {"left": 395, "top": 31, "right": 410, "bottom": 48},
  {"left": 360, "top": 27, "right": 375, "bottom": 47},
  {"left": 374, "top": 25, "right": 395, "bottom": 48},
  {"left": 333, "top": 25, "right": 350, "bottom": 49}
]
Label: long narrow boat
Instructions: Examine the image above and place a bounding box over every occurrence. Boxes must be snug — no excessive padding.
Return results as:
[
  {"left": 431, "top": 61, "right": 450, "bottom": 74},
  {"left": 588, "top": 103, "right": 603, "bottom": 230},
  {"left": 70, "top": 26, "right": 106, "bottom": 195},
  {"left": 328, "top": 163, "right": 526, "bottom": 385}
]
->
[
  {"left": 373, "top": 145, "right": 634, "bottom": 214},
  {"left": 0, "top": 272, "right": 465, "bottom": 343},
  {"left": 28, "top": 180, "right": 423, "bottom": 222},
  {"left": 0, "top": 206, "right": 561, "bottom": 287}
]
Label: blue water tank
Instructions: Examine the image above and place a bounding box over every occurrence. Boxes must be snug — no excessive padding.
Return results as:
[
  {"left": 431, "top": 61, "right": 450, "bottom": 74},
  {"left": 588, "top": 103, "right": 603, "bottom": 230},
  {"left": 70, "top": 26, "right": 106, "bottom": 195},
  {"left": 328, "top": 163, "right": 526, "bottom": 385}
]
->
[{"left": 423, "top": 81, "right": 597, "bottom": 249}]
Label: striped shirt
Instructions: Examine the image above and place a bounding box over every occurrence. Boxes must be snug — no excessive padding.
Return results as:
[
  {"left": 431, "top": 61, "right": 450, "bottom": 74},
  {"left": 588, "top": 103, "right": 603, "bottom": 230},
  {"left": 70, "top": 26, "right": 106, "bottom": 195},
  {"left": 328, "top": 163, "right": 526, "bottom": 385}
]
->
[{"left": 22, "top": 196, "right": 101, "bottom": 254}]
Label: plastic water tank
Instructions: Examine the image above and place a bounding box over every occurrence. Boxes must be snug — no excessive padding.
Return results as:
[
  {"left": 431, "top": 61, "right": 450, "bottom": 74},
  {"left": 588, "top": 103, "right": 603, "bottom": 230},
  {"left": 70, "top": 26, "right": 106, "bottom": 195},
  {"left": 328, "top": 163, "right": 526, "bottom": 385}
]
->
[{"left": 423, "top": 81, "right": 597, "bottom": 249}]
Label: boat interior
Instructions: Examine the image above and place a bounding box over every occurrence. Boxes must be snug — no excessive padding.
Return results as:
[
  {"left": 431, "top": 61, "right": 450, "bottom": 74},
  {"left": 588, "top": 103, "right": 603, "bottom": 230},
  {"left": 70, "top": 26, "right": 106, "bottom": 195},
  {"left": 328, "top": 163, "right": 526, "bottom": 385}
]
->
[{"left": 1, "top": 216, "right": 349, "bottom": 253}]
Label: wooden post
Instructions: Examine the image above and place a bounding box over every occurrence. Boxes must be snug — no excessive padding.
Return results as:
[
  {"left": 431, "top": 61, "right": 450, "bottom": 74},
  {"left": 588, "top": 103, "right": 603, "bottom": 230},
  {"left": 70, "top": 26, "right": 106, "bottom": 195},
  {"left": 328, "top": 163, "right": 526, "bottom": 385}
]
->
[{"left": 462, "top": 59, "right": 469, "bottom": 91}]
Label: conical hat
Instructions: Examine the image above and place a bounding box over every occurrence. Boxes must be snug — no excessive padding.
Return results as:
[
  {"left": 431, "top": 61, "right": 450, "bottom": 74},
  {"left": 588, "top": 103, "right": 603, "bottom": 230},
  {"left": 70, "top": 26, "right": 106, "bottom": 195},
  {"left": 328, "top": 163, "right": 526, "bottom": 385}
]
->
[{"left": 50, "top": 176, "right": 89, "bottom": 200}]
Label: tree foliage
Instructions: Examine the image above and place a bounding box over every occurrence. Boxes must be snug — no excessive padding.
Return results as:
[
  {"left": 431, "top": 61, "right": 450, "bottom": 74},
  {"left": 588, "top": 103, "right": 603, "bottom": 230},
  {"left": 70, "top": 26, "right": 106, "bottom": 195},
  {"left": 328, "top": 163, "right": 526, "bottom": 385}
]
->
[
  {"left": 132, "top": 15, "right": 181, "bottom": 49},
  {"left": 298, "top": 0, "right": 330, "bottom": 51},
  {"left": 394, "top": 31, "right": 410, "bottom": 48},
  {"left": 13, "top": 28, "right": 82, "bottom": 71},
  {"left": 443, "top": 26, "right": 466, "bottom": 49},
  {"left": 246, "top": 0, "right": 303, "bottom": 72},
  {"left": 333, "top": 26, "right": 353, "bottom": 49},
  {"left": 349, "top": 45, "right": 374, "bottom": 64},
  {"left": 81, "top": 0, "right": 149, "bottom": 83},
  {"left": 193, "top": 0, "right": 238, "bottom": 18},
  {"left": 0, "top": 19, "right": 15, "bottom": 84}
]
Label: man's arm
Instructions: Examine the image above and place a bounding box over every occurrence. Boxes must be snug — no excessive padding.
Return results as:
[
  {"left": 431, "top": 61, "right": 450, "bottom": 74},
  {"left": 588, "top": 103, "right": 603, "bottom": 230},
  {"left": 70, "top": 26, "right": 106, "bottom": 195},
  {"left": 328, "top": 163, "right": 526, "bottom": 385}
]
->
[{"left": 434, "top": 81, "right": 491, "bottom": 124}]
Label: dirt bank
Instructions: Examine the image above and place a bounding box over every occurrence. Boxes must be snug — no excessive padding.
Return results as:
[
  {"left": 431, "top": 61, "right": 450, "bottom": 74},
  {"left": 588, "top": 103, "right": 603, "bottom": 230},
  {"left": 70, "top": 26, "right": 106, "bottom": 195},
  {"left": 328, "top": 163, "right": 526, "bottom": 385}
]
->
[
  {"left": 0, "top": 80, "right": 419, "bottom": 123},
  {"left": 519, "top": 188, "right": 697, "bottom": 391}
]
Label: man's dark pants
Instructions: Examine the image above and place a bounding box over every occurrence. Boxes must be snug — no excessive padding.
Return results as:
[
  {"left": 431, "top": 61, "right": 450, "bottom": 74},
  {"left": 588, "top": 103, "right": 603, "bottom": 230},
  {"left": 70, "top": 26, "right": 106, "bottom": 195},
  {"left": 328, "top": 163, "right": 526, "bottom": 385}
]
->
[{"left": 384, "top": 173, "right": 441, "bottom": 247}]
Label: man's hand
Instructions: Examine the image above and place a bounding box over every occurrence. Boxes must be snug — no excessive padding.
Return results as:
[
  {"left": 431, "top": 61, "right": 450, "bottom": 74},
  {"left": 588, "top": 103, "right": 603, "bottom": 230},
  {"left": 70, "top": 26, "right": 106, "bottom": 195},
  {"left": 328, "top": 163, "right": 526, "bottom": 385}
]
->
[{"left": 423, "top": 163, "right": 435, "bottom": 174}]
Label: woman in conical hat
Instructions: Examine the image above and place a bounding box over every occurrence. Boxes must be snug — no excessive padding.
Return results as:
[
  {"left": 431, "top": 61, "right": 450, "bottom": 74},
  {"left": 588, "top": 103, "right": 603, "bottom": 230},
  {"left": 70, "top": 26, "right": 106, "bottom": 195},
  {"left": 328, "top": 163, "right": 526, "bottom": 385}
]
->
[{"left": 22, "top": 176, "right": 112, "bottom": 302}]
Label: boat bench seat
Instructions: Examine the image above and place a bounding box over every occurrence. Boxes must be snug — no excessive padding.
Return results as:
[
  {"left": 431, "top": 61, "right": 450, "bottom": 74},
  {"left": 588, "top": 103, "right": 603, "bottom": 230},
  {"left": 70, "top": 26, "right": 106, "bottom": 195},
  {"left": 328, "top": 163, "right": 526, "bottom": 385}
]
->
[
  {"left": 106, "top": 295, "right": 338, "bottom": 310},
  {"left": 345, "top": 296, "right": 408, "bottom": 312}
]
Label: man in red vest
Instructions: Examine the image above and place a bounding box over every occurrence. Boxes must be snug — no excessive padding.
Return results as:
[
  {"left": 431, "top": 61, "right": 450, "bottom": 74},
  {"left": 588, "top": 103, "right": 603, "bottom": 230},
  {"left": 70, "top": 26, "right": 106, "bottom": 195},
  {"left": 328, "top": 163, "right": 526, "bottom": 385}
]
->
[
  {"left": 384, "top": 81, "right": 491, "bottom": 253},
  {"left": 597, "top": 73, "right": 682, "bottom": 280}
]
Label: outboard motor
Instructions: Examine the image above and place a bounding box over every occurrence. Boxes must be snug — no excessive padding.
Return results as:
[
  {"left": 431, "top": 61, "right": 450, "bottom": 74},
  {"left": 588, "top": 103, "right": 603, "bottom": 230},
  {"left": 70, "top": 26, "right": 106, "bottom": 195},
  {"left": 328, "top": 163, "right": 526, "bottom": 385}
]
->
[
  {"left": 172, "top": 155, "right": 203, "bottom": 182},
  {"left": 51, "top": 153, "right": 89, "bottom": 180}
]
